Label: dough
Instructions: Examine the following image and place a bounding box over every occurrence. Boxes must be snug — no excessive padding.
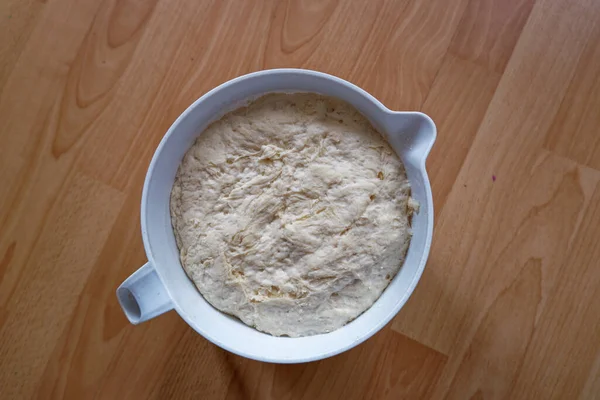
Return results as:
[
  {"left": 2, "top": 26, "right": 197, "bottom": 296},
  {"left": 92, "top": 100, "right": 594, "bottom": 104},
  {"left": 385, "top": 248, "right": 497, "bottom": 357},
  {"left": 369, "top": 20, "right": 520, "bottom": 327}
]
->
[{"left": 170, "top": 93, "right": 413, "bottom": 337}]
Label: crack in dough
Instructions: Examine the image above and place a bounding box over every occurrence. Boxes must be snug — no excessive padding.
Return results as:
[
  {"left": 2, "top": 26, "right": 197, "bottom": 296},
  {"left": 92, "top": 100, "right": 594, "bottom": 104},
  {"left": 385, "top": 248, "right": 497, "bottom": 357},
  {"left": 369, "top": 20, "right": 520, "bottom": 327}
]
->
[{"left": 170, "top": 93, "right": 413, "bottom": 337}]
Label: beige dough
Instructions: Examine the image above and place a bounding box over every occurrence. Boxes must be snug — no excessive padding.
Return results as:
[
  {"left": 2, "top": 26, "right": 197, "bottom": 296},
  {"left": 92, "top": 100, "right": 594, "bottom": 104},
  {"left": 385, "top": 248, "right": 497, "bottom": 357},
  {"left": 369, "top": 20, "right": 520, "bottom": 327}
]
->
[{"left": 170, "top": 93, "right": 413, "bottom": 337}]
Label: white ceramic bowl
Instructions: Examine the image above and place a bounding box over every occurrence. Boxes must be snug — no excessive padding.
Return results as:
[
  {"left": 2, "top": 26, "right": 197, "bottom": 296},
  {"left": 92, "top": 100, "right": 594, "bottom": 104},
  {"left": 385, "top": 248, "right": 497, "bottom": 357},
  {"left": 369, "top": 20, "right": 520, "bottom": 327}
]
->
[{"left": 116, "top": 69, "right": 436, "bottom": 363}]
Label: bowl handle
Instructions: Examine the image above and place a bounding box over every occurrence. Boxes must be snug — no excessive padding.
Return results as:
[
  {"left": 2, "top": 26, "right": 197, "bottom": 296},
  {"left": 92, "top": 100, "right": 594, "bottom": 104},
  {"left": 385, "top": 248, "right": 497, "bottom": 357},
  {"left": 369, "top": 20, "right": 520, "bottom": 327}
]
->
[{"left": 116, "top": 262, "right": 174, "bottom": 324}]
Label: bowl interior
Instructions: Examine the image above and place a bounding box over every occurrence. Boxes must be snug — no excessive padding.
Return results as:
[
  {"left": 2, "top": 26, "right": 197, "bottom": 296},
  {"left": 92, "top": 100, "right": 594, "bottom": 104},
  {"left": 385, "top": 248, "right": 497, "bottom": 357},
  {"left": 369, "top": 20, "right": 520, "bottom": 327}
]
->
[{"left": 142, "top": 69, "right": 434, "bottom": 363}]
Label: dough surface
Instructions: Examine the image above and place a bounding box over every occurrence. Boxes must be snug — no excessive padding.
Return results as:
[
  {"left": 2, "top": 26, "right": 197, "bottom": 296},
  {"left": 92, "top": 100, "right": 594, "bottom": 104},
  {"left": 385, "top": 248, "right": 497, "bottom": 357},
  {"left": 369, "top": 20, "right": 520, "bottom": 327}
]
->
[{"left": 170, "top": 93, "right": 413, "bottom": 337}]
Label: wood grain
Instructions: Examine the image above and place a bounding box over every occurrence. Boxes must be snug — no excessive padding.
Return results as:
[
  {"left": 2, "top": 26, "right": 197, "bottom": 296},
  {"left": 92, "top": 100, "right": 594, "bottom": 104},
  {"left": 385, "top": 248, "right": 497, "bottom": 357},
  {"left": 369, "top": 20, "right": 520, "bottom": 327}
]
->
[
  {"left": 449, "top": 0, "right": 535, "bottom": 73},
  {"left": 220, "top": 329, "right": 446, "bottom": 400},
  {"left": 505, "top": 184, "right": 600, "bottom": 398},
  {"left": 544, "top": 20, "right": 600, "bottom": 170},
  {"left": 419, "top": 54, "right": 501, "bottom": 214},
  {"left": 1, "top": 0, "right": 600, "bottom": 399},
  {"left": 0, "top": 0, "right": 45, "bottom": 91},
  {"left": 351, "top": 0, "right": 468, "bottom": 110}
]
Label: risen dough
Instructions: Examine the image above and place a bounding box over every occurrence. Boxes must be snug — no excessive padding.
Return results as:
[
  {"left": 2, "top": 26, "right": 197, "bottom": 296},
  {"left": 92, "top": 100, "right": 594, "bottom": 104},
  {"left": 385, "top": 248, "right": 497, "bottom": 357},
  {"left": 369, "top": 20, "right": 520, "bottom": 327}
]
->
[{"left": 170, "top": 93, "right": 413, "bottom": 337}]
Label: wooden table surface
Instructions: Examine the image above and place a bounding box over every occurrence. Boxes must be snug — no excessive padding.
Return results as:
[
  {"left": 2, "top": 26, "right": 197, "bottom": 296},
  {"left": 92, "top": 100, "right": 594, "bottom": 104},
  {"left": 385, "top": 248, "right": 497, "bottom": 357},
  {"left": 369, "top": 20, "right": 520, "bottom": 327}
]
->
[{"left": 2, "top": 0, "right": 600, "bottom": 398}]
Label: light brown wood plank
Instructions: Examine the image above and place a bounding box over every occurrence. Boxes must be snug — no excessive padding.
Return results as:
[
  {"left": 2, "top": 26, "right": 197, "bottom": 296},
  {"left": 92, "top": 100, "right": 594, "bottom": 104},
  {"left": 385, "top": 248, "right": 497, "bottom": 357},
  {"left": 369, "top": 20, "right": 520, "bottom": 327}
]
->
[
  {"left": 49, "top": 0, "right": 158, "bottom": 160},
  {"left": 0, "top": 0, "right": 102, "bottom": 156},
  {"left": 393, "top": 0, "right": 600, "bottom": 397},
  {"left": 60, "top": 0, "right": 205, "bottom": 191},
  {"left": 417, "top": 0, "right": 541, "bottom": 215},
  {"left": 419, "top": 54, "right": 501, "bottom": 214},
  {"left": 544, "top": 20, "right": 600, "bottom": 170},
  {"left": 0, "top": 152, "right": 25, "bottom": 215},
  {"left": 0, "top": 0, "right": 46, "bottom": 91},
  {"left": 442, "top": 257, "right": 543, "bottom": 399},
  {"left": 350, "top": 0, "right": 468, "bottom": 110},
  {"left": 145, "top": 327, "right": 238, "bottom": 400},
  {"left": 33, "top": 188, "right": 147, "bottom": 399},
  {"left": 0, "top": 0, "right": 106, "bottom": 279},
  {"left": 0, "top": 0, "right": 156, "bottom": 334},
  {"left": 394, "top": 148, "right": 600, "bottom": 359},
  {"left": 393, "top": 0, "right": 600, "bottom": 355},
  {"left": 0, "top": 171, "right": 123, "bottom": 399},
  {"left": 449, "top": 0, "right": 536, "bottom": 73},
  {"left": 265, "top": 0, "right": 379, "bottom": 72},
  {"left": 219, "top": 328, "right": 446, "bottom": 400},
  {"left": 505, "top": 184, "right": 600, "bottom": 398},
  {"left": 580, "top": 354, "right": 600, "bottom": 400}
]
